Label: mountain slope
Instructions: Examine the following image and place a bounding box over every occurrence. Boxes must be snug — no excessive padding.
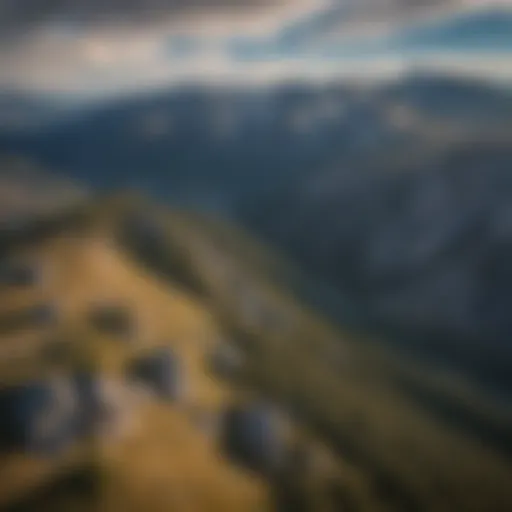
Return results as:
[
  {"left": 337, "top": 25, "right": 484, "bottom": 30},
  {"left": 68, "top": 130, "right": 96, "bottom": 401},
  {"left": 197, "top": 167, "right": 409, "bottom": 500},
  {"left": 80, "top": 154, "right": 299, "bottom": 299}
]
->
[
  {"left": 0, "top": 204, "right": 271, "bottom": 511},
  {"left": 1, "top": 193, "right": 511, "bottom": 511},
  {"left": 0, "top": 195, "right": 360, "bottom": 512}
]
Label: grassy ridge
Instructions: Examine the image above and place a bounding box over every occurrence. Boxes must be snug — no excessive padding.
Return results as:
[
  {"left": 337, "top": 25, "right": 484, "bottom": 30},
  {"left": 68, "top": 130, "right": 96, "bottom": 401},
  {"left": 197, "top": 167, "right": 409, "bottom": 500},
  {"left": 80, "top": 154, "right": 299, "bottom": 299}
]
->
[
  {"left": 0, "top": 194, "right": 511, "bottom": 511},
  {"left": 127, "top": 198, "right": 512, "bottom": 512}
]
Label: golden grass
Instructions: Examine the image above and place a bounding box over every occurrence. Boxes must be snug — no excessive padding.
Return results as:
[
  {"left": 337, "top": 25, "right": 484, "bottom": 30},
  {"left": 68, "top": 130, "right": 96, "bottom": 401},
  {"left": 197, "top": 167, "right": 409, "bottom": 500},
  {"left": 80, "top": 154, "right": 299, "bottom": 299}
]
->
[
  {"left": 0, "top": 224, "right": 268, "bottom": 510},
  {"left": 149, "top": 202, "right": 512, "bottom": 512},
  {"left": 1, "top": 195, "right": 511, "bottom": 512}
]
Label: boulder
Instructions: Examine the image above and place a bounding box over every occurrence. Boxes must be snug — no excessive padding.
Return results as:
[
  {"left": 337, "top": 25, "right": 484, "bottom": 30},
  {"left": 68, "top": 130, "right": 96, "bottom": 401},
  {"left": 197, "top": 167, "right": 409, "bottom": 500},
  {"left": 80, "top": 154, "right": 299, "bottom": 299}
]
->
[
  {"left": 88, "top": 304, "right": 134, "bottom": 338},
  {"left": 0, "top": 379, "right": 78, "bottom": 455},
  {"left": 220, "top": 401, "right": 285, "bottom": 476},
  {"left": 127, "top": 348, "right": 185, "bottom": 402},
  {"left": 208, "top": 343, "right": 244, "bottom": 381},
  {"left": 0, "top": 261, "right": 40, "bottom": 287}
]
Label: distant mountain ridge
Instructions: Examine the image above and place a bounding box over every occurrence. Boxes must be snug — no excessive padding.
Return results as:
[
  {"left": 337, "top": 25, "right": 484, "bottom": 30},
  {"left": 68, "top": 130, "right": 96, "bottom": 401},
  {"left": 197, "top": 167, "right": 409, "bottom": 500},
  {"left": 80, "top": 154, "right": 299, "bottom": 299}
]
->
[{"left": 1, "top": 73, "right": 512, "bottom": 387}]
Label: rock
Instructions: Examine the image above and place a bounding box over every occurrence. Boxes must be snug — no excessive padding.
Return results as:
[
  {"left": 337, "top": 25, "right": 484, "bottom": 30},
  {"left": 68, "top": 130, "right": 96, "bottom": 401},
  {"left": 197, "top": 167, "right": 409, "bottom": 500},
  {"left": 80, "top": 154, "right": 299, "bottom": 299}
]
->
[
  {"left": 220, "top": 401, "right": 286, "bottom": 476},
  {"left": 73, "top": 373, "right": 109, "bottom": 435},
  {"left": 29, "top": 304, "right": 58, "bottom": 326},
  {"left": 208, "top": 343, "right": 244, "bottom": 381},
  {"left": 40, "top": 341, "right": 70, "bottom": 366},
  {"left": 0, "top": 303, "right": 58, "bottom": 335},
  {"left": 0, "top": 261, "right": 40, "bottom": 287},
  {"left": 127, "top": 348, "right": 185, "bottom": 402},
  {"left": 73, "top": 374, "right": 136, "bottom": 441},
  {"left": 0, "top": 378, "right": 78, "bottom": 456},
  {"left": 88, "top": 304, "right": 134, "bottom": 339}
]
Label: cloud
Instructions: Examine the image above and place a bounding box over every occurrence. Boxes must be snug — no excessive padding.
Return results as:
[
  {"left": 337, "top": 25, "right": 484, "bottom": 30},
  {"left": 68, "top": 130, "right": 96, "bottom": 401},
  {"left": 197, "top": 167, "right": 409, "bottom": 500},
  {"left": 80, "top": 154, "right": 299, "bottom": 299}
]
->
[
  {"left": 1, "top": 0, "right": 512, "bottom": 96},
  {"left": 0, "top": 0, "right": 317, "bottom": 40},
  {"left": 268, "top": 0, "right": 512, "bottom": 45},
  {"left": 0, "top": 0, "right": 322, "bottom": 91}
]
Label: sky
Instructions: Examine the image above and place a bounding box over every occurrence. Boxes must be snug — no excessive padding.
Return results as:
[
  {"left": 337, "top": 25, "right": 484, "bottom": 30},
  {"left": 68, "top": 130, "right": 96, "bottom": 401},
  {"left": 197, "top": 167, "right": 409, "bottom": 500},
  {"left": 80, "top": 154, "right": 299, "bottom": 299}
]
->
[{"left": 1, "top": 0, "right": 512, "bottom": 97}]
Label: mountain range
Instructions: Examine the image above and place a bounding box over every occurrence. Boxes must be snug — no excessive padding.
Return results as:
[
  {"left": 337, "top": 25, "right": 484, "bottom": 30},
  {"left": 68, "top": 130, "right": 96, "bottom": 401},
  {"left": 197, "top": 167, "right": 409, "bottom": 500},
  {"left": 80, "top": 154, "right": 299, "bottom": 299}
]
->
[{"left": 1, "top": 72, "right": 512, "bottom": 392}]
